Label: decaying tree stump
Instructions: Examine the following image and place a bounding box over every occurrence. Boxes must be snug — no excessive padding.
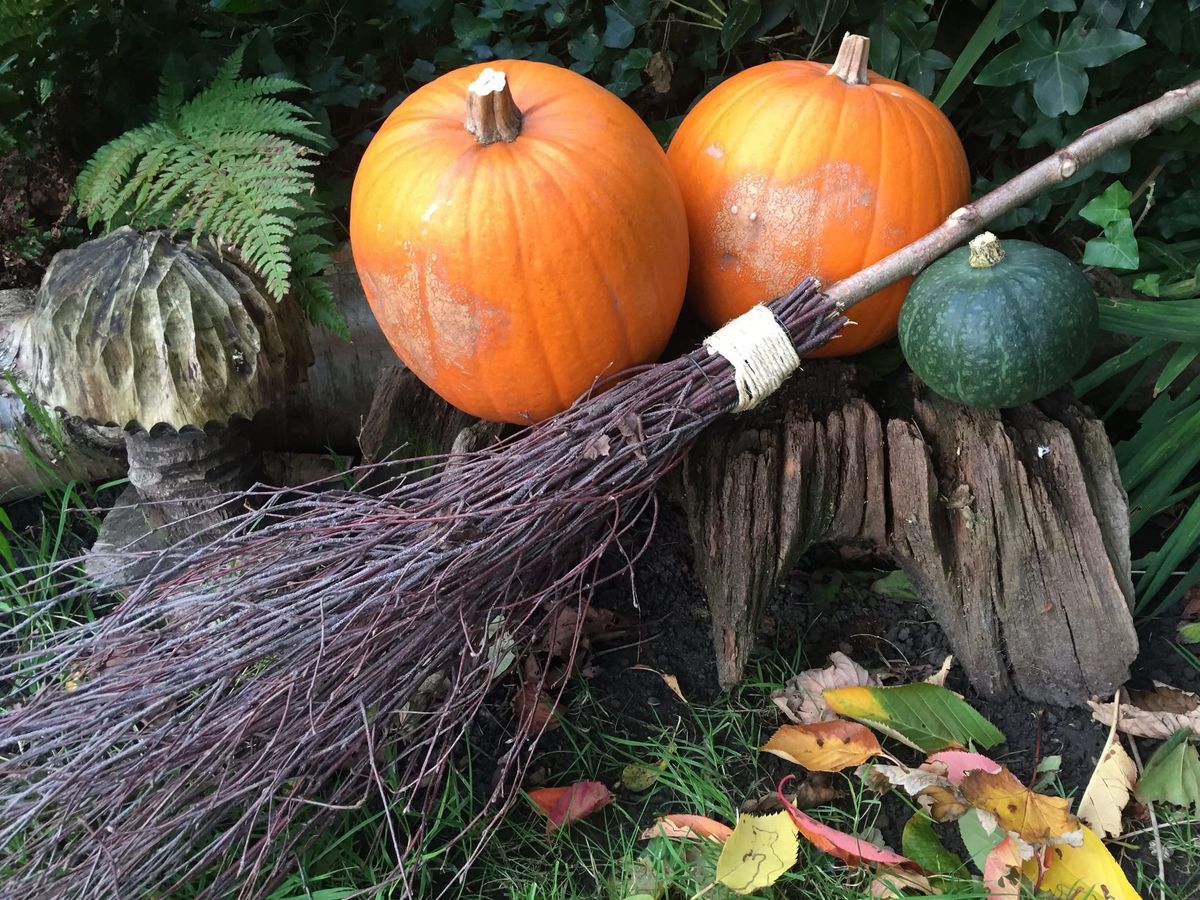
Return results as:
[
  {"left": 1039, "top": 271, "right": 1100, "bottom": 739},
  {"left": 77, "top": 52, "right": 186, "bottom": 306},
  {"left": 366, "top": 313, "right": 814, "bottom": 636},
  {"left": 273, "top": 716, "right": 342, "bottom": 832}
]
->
[
  {"left": 679, "top": 361, "right": 1138, "bottom": 706},
  {"left": 358, "top": 365, "right": 505, "bottom": 475}
]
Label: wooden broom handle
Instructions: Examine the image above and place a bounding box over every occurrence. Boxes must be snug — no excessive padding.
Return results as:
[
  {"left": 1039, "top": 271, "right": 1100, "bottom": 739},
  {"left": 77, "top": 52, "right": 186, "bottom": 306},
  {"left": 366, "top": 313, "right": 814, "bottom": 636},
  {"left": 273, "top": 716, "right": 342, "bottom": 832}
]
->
[{"left": 825, "top": 79, "right": 1200, "bottom": 311}]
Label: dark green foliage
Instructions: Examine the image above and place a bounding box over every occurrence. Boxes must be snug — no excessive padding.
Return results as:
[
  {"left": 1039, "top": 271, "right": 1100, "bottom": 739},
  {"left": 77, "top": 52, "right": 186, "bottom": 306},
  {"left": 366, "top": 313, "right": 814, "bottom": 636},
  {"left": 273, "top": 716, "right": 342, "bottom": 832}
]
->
[{"left": 899, "top": 238, "right": 1099, "bottom": 408}]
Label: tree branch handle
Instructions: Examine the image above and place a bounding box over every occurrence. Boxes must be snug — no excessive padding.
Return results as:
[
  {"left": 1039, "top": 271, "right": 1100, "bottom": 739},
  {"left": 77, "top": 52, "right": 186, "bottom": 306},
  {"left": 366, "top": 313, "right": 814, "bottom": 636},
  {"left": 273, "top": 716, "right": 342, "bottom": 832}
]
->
[{"left": 825, "top": 79, "right": 1200, "bottom": 310}]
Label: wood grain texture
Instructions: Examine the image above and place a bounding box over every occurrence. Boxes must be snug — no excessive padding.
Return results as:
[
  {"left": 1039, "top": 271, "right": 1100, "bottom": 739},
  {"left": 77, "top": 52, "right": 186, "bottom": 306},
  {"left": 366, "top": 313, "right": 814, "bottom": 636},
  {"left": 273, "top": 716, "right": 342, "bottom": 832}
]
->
[{"left": 680, "top": 362, "right": 1137, "bottom": 705}]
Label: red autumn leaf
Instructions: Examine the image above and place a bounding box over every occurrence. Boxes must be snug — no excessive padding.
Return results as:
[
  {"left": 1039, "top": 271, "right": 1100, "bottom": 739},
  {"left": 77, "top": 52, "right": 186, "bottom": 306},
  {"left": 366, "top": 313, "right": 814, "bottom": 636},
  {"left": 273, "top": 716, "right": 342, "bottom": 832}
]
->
[
  {"left": 983, "top": 836, "right": 1024, "bottom": 899},
  {"left": 527, "top": 781, "right": 613, "bottom": 832},
  {"left": 639, "top": 813, "right": 733, "bottom": 843},
  {"left": 924, "top": 750, "right": 1003, "bottom": 784},
  {"left": 777, "top": 776, "right": 916, "bottom": 869}
]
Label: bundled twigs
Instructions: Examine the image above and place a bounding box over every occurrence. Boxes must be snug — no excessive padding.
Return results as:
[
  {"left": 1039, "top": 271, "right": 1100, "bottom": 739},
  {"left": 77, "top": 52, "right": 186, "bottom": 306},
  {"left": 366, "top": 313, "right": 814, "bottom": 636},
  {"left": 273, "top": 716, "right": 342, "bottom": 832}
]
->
[{"left": 1, "top": 78, "right": 1197, "bottom": 900}]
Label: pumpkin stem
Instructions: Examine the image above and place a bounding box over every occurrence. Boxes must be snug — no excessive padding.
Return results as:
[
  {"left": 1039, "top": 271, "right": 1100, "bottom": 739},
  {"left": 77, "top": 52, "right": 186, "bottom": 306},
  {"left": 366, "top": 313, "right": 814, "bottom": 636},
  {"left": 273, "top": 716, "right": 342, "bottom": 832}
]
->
[
  {"left": 465, "top": 68, "right": 523, "bottom": 145},
  {"left": 968, "top": 232, "right": 1007, "bottom": 268},
  {"left": 828, "top": 33, "right": 870, "bottom": 85}
]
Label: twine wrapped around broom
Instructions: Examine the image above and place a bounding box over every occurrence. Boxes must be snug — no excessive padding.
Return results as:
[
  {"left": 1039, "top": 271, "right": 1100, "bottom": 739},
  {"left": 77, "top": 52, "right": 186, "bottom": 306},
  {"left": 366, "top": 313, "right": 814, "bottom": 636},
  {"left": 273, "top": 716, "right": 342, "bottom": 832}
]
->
[{"left": 1, "top": 80, "right": 1198, "bottom": 900}]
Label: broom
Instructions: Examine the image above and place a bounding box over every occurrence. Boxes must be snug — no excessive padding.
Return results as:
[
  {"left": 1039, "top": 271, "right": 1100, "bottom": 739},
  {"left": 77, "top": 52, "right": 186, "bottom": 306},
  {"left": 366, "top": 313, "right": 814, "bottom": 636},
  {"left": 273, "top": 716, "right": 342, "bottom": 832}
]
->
[{"left": 1, "top": 80, "right": 1197, "bottom": 900}]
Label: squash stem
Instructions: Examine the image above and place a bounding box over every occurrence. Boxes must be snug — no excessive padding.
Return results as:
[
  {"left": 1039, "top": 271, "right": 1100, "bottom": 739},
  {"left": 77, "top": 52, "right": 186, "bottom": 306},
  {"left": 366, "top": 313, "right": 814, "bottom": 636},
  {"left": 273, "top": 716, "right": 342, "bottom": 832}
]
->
[
  {"left": 465, "top": 68, "right": 523, "bottom": 145},
  {"left": 968, "top": 232, "right": 1006, "bottom": 268},
  {"left": 828, "top": 33, "right": 870, "bottom": 85}
]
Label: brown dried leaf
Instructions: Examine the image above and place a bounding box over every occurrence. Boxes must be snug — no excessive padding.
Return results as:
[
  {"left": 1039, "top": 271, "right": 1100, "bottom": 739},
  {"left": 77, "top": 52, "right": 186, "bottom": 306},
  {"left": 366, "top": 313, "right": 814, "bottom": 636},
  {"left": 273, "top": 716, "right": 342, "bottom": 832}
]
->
[
  {"left": 1088, "top": 682, "right": 1200, "bottom": 740},
  {"left": 870, "top": 867, "right": 940, "bottom": 897},
  {"left": 772, "top": 652, "right": 878, "bottom": 724},
  {"left": 960, "top": 768, "right": 1082, "bottom": 848},
  {"left": 512, "top": 680, "right": 559, "bottom": 732},
  {"left": 761, "top": 721, "right": 881, "bottom": 772},
  {"left": 918, "top": 784, "right": 970, "bottom": 823},
  {"left": 630, "top": 665, "right": 688, "bottom": 704},
  {"left": 582, "top": 433, "right": 610, "bottom": 460},
  {"left": 640, "top": 814, "right": 732, "bottom": 843},
  {"left": 645, "top": 50, "right": 673, "bottom": 94},
  {"left": 924, "top": 655, "right": 953, "bottom": 687}
]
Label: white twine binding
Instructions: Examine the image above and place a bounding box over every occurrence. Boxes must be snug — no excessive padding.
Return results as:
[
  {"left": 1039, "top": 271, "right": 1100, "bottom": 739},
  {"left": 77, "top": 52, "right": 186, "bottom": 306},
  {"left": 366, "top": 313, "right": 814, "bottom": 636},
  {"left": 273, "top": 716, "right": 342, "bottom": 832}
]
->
[{"left": 703, "top": 304, "right": 801, "bottom": 412}]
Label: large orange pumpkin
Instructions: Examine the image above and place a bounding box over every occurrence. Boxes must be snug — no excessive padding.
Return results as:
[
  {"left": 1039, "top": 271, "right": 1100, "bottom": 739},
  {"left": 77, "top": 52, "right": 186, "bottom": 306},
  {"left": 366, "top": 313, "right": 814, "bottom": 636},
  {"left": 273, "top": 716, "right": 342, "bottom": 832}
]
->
[
  {"left": 666, "top": 34, "right": 969, "bottom": 356},
  {"left": 350, "top": 61, "right": 689, "bottom": 424}
]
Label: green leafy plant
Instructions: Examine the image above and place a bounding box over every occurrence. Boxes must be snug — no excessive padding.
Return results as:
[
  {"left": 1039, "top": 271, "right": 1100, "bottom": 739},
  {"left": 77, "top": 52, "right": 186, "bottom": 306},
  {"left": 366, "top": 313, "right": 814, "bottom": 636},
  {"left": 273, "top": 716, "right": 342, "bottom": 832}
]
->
[{"left": 74, "top": 46, "right": 345, "bottom": 335}]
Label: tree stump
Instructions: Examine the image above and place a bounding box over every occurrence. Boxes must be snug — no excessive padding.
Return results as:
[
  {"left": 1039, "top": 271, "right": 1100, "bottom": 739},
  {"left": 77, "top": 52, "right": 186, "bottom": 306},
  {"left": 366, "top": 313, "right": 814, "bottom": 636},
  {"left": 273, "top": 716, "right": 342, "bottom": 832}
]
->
[{"left": 678, "top": 361, "right": 1138, "bottom": 706}]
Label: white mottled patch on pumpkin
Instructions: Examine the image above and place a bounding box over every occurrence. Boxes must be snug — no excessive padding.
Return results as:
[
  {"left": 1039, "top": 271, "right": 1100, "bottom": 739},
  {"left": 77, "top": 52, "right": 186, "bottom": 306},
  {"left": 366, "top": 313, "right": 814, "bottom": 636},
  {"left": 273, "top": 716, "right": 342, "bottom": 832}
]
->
[
  {"left": 705, "top": 143, "right": 725, "bottom": 158},
  {"left": 712, "top": 161, "right": 875, "bottom": 297}
]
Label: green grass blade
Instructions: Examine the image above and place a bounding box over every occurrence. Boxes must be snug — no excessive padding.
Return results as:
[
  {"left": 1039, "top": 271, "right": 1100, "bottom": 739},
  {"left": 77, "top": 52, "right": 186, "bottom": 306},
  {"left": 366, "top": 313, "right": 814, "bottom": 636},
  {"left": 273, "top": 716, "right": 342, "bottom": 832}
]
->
[
  {"left": 933, "top": 0, "right": 1002, "bottom": 108},
  {"left": 1075, "top": 335, "right": 1166, "bottom": 395}
]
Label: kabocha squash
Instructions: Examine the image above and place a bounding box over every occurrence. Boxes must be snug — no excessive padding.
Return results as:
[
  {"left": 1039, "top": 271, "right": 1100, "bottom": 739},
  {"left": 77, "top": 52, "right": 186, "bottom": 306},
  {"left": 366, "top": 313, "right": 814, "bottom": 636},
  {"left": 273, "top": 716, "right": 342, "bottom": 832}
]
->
[
  {"left": 350, "top": 62, "right": 689, "bottom": 424},
  {"left": 665, "top": 33, "right": 969, "bottom": 357},
  {"left": 898, "top": 232, "right": 1099, "bottom": 409}
]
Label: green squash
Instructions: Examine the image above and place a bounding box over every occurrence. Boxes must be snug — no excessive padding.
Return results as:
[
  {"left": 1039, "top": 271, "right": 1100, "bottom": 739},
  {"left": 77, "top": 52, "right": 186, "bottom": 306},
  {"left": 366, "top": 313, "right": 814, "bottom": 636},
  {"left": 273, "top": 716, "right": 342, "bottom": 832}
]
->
[{"left": 898, "top": 232, "right": 1098, "bottom": 409}]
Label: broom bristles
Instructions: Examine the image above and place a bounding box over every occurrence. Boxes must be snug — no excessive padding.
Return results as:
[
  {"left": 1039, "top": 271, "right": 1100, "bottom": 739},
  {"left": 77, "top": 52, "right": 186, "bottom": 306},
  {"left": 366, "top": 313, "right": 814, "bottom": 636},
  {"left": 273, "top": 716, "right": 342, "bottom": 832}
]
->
[{"left": 0, "top": 280, "right": 838, "bottom": 899}]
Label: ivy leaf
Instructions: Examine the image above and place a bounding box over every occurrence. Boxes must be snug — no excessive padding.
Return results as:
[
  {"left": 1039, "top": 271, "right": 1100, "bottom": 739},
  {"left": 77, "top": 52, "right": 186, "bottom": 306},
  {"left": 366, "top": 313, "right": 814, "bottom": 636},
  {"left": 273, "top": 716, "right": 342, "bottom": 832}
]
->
[
  {"left": 1079, "top": 181, "right": 1133, "bottom": 227},
  {"left": 997, "top": 0, "right": 1077, "bottom": 38},
  {"left": 603, "top": 5, "right": 636, "bottom": 49},
  {"left": 451, "top": 4, "right": 494, "bottom": 47},
  {"left": 720, "top": 0, "right": 761, "bottom": 51},
  {"left": 976, "top": 20, "right": 1144, "bottom": 116},
  {"left": 1083, "top": 218, "right": 1140, "bottom": 269},
  {"left": 1135, "top": 728, "right": 1200, "bottom": 812},
  {"left": 567, "top": 26, "right": 601, "bottom": 73},
  {"left": 606, "top": 47, "right": 651, "bottom": 97}
]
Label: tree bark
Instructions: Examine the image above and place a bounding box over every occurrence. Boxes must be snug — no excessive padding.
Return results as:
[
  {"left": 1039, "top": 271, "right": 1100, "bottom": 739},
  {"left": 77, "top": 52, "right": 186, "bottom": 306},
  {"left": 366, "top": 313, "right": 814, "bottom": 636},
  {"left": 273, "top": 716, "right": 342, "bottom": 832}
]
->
[{"left": 678, "top": 362, "right": 1138, "bottom": 706}]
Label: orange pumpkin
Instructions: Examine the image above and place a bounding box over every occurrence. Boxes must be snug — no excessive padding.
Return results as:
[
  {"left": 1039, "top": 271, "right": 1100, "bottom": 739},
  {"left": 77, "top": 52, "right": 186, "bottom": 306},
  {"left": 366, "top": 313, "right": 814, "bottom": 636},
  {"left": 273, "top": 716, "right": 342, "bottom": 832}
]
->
[
  {"left": 350, "top": 61, "right": 689, "bottom": 424},
  {"left": 666, "top": 34, "right": 969, "bottom": 356}
]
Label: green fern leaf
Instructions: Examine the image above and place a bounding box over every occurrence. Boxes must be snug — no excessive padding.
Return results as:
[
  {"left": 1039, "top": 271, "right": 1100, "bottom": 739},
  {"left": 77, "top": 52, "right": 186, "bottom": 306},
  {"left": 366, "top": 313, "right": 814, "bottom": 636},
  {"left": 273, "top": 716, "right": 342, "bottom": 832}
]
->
[{"left": 75, "top": 45, "right": 335, "bottom": 317}]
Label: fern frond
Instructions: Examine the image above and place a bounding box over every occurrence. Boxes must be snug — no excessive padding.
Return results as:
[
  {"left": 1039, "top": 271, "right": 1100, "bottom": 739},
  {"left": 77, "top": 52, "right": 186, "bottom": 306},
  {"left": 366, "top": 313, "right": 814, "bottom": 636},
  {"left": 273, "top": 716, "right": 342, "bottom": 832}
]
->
[{"left": 74, "top": 46, "right": 337, "bottom": 319}]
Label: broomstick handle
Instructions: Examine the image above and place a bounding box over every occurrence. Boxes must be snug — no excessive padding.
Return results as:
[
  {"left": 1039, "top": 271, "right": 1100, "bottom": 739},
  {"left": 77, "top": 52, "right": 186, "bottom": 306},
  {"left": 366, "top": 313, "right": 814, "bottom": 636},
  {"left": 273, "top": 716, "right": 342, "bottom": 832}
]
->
[{"left": 824, "top": 78, "right": 1200, "bottom": 311}]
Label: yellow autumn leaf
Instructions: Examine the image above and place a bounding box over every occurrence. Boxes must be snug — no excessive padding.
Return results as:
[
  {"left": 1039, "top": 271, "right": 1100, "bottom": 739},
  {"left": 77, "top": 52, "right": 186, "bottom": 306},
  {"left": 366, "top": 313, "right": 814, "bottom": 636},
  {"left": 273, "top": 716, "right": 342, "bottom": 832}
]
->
[
  {"left": 960, "top": 768, "right": 1082, "bottom": 847},
  {"left": 1077, "top": 741, "right": 1136, "bottom": 838},
  {"left": 761, "top": 720, "right": 882, "bottom": 772},
  {"left": 715, "top": 811, "right": 799, "bottom": 894},
  {"left": 1022, "top": 827, "right": 1141, "bottom": 900}
]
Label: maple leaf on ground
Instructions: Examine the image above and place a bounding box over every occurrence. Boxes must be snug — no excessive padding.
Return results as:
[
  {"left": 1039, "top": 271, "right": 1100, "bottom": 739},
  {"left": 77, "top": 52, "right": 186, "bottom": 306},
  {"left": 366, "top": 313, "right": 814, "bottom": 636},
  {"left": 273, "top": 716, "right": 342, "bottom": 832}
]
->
[
  {"left": 960, "top": 768, "right": 1082, "bottom": 848},
  {"left": 771, "top": 651, "right": 877, "bottom": 724},
  {"left": 761, "top": 720, "right": 881, "bottom": 772},
  {"left": 527, "top": 781, "right": 613, "bottom": 833}
]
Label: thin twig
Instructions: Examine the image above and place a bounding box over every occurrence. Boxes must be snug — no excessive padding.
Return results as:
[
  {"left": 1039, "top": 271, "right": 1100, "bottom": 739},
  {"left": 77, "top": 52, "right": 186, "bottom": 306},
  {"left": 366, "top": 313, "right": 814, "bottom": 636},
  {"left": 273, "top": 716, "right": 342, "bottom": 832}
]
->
[{"left": 1123, "top": 689, "right": 1168, "bottom": 900}]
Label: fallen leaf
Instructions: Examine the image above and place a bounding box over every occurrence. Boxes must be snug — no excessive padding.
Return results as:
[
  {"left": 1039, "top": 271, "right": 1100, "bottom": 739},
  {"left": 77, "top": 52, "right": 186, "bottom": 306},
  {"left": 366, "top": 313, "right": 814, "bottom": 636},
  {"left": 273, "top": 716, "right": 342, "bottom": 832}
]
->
[
  {"left": 761, "top": 720, "right": 882, "bottom": 772},
  {"left": 640, "top": 814, "right": 733, "bottom": 843},
  {"left": 789, "top": 777, "right": 841, "bottom": 810},
  {"left": 1078, "top": 700, "right": 1137, "bottom": 838},
  {"left": 959, "top": 768, "right": 1082, "bottom": 848},
  {"left": 981, "top": 836, "right": 1023, "bottom": 899},
  {"left": 1088, "top": 682, "right": 1200, "bottom": 740},
  {"left": 512, "top": 680, "right": 560, "bottom": 732},
  {"left": 715, "top": 811, "right": 799, "bottom": 894},
  {"left": 1179, "top": 621, "right": 1200, "bottom": 644},
  {"left": 772, "top": 651, "right": 877, "bottom": 724},
  {"left": 582, "top": 433, "right": 610, "bottom": 459},
  {"left": 924, "top": 655, "right": 953, "bottom": 687},
  {"left": 622, "top": 764, "right": 661, "bottom": 793},
  {"left": 864, "top": 764, "right": 955, "bottom": 798},
  {"left": 918, "top": 784, "right": 971, "bottom": 823},
  {"left": 527, "top": 781, "right": 613, "bottom": 832},
  {"left": 630, "top": 665, "right": 688, "bottom": 704},
  {"left": 824, "top": 683, "right": 1005, "bottom": 753},
  {"left": 1134, "top": 728, "right": 1200, "bottom": 813},
  {"left": 1022, "top": 827, "right": 1140, "bottom": 900},
  {"left": 901, "top": 813, "right": 964, "bottom": 875},
  {"left": 923, "top": 750, "right": 1002, "bottom": 784},
  {"left": 871, "top": 569, "right": 919, "bottom": 601},
  {"left": 958, "top": 808, "right": 1004, "bottom": 871},
  {"left": 778, "top": 777, "right": 916, "bottom": 869},
  {"left": 1181, "top": 583, "right": 1200, "bottom": 619},
  {"left": 869, "top": 867, "right": 940, "bottom": 897}
]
